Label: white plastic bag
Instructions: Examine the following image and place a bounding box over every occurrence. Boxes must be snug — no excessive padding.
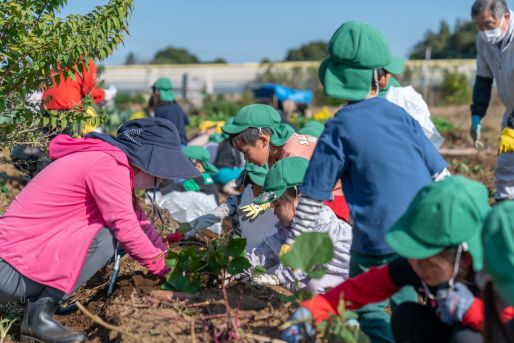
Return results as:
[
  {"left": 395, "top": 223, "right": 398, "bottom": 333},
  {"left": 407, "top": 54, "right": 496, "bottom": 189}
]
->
[
  {"left": 156, "top": 191, "right": 222, "bottom": 234},
  {"left": 385, "top": 86, "right": 445, "bottom": 149}
]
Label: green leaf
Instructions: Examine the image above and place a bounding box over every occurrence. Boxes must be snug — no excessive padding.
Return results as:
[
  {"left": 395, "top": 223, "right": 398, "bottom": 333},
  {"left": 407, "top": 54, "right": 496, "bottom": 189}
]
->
[
  {"left": 226, "top": 238, "right": 247, "bottom": 257},
  {"left": 280, "top": 232, "right": 334, "bottom": 275},
  {"left": 227, "top": 256, "right": 251, "bottom": 275},
  {"left": 252, "top": 266, "right": 267, "bottom": 274},
  {"left": 43, "top": 117, "right": 50, "bottom": 126},
  {"left": 50, "top": 117, "right": 57, "bottom": 128},
  {"left": 60, "top": 118, "right": 67, "bottom": 128},
  {"left": 168, "top": 273, "right": 200, "bottom": 293},
  {"left": 307, "top": 268, "right": 327, "bottom": 280}
]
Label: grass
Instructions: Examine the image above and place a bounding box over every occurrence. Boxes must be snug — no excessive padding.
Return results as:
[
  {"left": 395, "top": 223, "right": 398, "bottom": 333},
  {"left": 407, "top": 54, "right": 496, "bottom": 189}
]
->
[{"left": 0, "top": 318, "right": 17, "bottom": 343}]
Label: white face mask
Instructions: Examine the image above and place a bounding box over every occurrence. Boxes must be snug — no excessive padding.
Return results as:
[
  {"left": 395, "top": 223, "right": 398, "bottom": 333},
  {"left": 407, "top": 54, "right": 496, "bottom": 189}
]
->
[
  {"left": 133, "top": 170, "right": 160, "bottom": 190},
  {"left": 479, "top": 17, "right": 507, "bottom": 45}
]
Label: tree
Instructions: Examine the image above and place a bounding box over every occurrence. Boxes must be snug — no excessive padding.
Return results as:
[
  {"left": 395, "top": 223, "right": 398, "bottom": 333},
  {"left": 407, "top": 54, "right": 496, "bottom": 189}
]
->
[
  {"left": 284, "top": 41, "right": 328, "bottom": 61},
  {"left": 125, "top": 51, "right": 137, "bottom": 65},
  {"left": 410, "top": 19, "right": 478, "bottom": 59},
  {"left": 204, "top": 57, "right": 227, "bottom": 64},
  {"left": 0, "top": 0, "right": 134, "bottom": 149},
  {"left": 151, "top": 46, "right": 200, "bottom": 64}
]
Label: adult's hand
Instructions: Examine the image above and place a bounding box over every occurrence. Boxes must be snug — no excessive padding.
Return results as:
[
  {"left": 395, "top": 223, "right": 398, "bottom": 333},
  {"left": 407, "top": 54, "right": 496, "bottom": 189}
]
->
[{"left": 470, "top": 115, "right": 483, "bottom": 149}]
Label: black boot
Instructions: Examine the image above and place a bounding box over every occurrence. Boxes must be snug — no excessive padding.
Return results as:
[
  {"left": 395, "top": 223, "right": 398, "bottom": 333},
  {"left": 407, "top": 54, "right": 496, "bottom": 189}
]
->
[{"left": 20, "top": 298, "right": 85, "bottom": 343}]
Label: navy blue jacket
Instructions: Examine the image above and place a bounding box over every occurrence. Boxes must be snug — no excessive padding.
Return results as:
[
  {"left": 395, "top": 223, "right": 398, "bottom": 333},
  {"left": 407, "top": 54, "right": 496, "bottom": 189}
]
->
[{"left": 154, "top": 102, "right": 188, "bottom": 145}]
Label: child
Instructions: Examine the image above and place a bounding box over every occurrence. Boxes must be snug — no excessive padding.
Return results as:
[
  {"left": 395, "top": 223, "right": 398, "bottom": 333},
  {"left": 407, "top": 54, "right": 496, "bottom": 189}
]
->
[
  {"left": 284, "top": 21, "right": 449, "bottom": 342},
  {"left": 221, "top": 104, "right": 350, "bottom": 223},
  {"left": 246, "top": 157, "right": 352, "bottom": 293},
  {"left": 213, "top": 117, "right": 244, "bottom": 195},
  {"left": 282, "top": 176, "right": 509, "bottom": 343},
  {"left": 159, "top": 145, "right": 220, "bottom": 203},
  {"left": 0, "top": 118, "right": 198, "bottom": 343}
]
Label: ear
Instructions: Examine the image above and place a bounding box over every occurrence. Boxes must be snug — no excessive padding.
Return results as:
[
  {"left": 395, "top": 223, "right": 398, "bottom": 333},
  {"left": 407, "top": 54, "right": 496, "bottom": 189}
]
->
[
  {"left": 379, "top": 73, "right": 391, "bottom": 89},
  {"left": 257, "top": 133, "right": 270, "bottom": 147},
  {"left": 460, "top": 252, "right": 473, "bottom": 271}
]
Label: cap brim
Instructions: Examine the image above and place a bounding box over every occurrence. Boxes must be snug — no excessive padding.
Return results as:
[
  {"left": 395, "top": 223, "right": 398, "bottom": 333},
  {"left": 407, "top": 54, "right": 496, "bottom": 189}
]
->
[
  {"left": 319, "top": 58, "right": 373, "bottom": 101},
  {"left": 145, "top": 145, "right": 200, "bottom": 179},
  {"left": 384, "top": 56, "right": 404, "bottom": 75},
  {"left": 385, "top": 225, "right": 444, "bottom": 260},
  {"left": 254, "top": 188, "right": 286, "bottom": 204},
  {"left": 203, "top": 162, "right": 219, "bottom": 175},
  {"left": 221, "top": 123, "right": 248, "bottom": 135}
]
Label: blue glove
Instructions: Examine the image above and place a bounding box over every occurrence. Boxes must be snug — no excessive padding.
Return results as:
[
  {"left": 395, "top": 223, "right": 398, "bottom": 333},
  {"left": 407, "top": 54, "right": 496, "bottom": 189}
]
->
[
  {"left": 436, "top": 282, "right": 474, "bottom": 324},
  {"left": 281, "top": 307, "right": 316, "bottom": 343},
  {"left": 470, "top": 115, "right": 483, "bottom": 149}
]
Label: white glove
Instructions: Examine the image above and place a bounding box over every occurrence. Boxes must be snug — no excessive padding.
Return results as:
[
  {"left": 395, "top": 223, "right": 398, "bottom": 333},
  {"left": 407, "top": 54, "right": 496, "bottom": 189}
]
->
[{"left": 184, "top": 202, "right": 231, "bottom": 239}]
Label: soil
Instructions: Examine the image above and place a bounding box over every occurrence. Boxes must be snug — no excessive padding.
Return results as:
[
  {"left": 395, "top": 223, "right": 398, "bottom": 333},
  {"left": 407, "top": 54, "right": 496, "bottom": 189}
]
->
[{"left": 0, "top": 104, "right": 506, "bottom": 342}]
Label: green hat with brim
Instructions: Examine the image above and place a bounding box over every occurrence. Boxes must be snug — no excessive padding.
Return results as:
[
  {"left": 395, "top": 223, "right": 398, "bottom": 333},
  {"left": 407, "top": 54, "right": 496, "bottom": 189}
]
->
[
  {"left": 483, "top": 200, "right": 514, "bottom": 305},
  {"left": 221, "top": 104, "right": 294, "bottom": 146},
  {"left": 386, "top": 176, "right": 490, "bottom": 271},
  {"left": 320, "top": 21, "right": 404, "bottom": 101},
  {"left": 153, "top": 77, "right": 176, "bottom": 102},
  {"left": 254, "top": 157, "right": 308, "bottom": 204},
  {"left": 245, "top": 162, "right": 269, "bottom": 187},
  {"left": 299, "top": 121, "right": 325, "bottom": 138},
  {"left": 209, "top": 133, "right": 225, "bottom": 143},
  {"left": 183, "top": 145, "right": 219, "bottom": 175}
]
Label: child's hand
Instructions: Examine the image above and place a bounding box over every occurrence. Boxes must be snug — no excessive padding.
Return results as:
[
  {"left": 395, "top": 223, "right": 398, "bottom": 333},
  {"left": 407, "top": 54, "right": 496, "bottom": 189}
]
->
[
  {"left": 239, "top": 202, "right": 272, "bottom": 221},
  {"left": 281, "top": 307, "right": 316, "bottom": 343}
]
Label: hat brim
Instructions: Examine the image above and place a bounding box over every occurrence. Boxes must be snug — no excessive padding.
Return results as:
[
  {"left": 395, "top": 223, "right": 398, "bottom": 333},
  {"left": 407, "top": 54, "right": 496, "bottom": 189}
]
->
[
  {"left": 385, "top": 225, "right": 445, "bottom": 260},
  {"left": 384, "top": 56, "right": 404, "bottom": 75},
  {"left": 494, "top": 280, "right": 514, "bottom": 307},
  {"left": 270, "top": 124, "right": 295, "bottom": 146},
  {"left": 221, "top": 122, "right": 248, "bottom": 135},
  {"left": 158, "top": 89, "right": 176, "bottom": 102},
  {"left": 90, "top": 133, "right": 200, "bottom": 180},
  {"left": 203, "top": 161, "right": 219, "bottom": 175},
  {"left": 248, "top": 173, "right": 266, "bottom": 187},
  {"left": 254, "top": 188, "right": 286, "bottom": 204},
  {"left": 319, "top": 58, "right": 374, "bottom": 101}
]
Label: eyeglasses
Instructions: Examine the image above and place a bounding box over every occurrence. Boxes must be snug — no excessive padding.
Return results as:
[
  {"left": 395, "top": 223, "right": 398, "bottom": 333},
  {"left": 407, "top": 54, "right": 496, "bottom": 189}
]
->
[{"left": 421, "top": 244, "right": 464, "bottom": 301}]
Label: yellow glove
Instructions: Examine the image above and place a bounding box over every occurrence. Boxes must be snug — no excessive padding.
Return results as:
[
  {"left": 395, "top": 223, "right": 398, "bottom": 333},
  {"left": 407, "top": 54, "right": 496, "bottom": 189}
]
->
[
  {"left": 239, "top": 202, "right": 272, "bottom": 221},
  {"left": 80, "top": 106, "right": 98, "bottom": 135},
  {"left": 279, "top": 244, "right": 291, "bottom": 257},
  {"left": 498, "top": 128, "right": 514, "bottom": 155}
]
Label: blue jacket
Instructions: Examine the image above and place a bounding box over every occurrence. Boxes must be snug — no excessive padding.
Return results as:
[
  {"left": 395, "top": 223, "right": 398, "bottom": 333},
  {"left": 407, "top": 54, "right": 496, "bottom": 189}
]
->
[{"left": 154, "top": 102, "right": 188, "bottom": 145}]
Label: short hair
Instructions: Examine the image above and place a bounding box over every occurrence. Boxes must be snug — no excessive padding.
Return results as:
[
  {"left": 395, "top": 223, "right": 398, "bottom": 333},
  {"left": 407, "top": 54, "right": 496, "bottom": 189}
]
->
[
  {"left": 229, "top": 127, "right": 272, "bottom": 147},
  {"left": 471, "top": 0, "right": 509, "bottom": 19}
]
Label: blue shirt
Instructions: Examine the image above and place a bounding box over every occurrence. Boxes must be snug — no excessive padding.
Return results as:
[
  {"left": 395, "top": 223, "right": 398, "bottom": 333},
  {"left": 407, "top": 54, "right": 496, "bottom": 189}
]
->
[{"left": 300, "top": 97, "right": 447, "bottom": 255}]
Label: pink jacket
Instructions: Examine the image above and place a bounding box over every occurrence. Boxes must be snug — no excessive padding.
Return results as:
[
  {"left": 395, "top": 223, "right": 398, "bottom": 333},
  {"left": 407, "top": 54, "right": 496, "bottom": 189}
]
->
[{"left": 0, "top": 135, "right": 167, "bottom": 293}]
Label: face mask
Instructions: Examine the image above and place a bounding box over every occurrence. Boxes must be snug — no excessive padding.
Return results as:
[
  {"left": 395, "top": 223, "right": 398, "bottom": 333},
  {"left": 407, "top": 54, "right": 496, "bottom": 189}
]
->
[
  {"left": 133, "top": 170, "right": 158, "bottom": 190},
  {"left": 480, "top": 17, "right": 507, "bottom": 45}
]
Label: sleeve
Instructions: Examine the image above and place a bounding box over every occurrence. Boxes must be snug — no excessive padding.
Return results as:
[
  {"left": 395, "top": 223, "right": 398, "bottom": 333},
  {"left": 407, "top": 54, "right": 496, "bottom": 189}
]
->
[
  {"left": 85, "top": 157, "right": 167, "bottom": 276},
  {"left": 135, "top": 206, "right": 167, "bottom": 251},
  {"left": 470, "top": 75, "right": 493, "bottom": 119},
  {"left": 409, "top": 115, "right": 448, "bottom": 176},
  {"left": 79, "top": 59, "right": 98, "bottom": 98},
  {"left": 300, "top": 119, "right": 346, "bottom": 201},
  {"left": 462, "top": 298, "right": 484, "bottom": 331},
  {"left": 476, "top": 39, "right": 493, "bottom": 79},
  {"left": 303, "top": 262, "right": 410, "bottom": 323}
]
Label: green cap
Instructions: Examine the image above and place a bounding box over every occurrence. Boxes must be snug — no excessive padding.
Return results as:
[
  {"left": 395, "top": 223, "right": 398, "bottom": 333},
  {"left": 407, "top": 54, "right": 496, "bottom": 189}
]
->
[
  {"left": 183, "top": 145, "right": 219, "bottom": 175},
  {"left": 319, "top": 21, "right": 404, "bottom": 101},
  {"left": 245, "top": 162, "right": 269, "bottom": 187},
  {"left": 221, "top": 104, "right": 295, "bottom": 146},
  {"left": 298, "top": 121, "right": 325, "bottom": 138},
  {"left": 386, "top": 176, "right": 490, "bottom": 271},
  {"left": 153, "top": 77, "right": 176, "bottom": 102},
  {"left": 254, "top": 157, "right": 308, "bottom": 204},
  {"left": 483, "top": 200, "right": 514, "bottom": 305},
  {"left": 208, "top": 133, "right": 225, "bottom": 143}
]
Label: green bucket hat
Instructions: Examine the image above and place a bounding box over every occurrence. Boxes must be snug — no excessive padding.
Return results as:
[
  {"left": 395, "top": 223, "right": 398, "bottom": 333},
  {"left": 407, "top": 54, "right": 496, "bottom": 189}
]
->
[
  {"left": 298, "top": 121, "right": 325, "bottom": 138},
  {"left": 483, "top": 200, "right": 514, "bottom": 305},
  {"left": 153, "top": 77, "right": 176, "bottom": 102},
  {"left": 319, "top": 21, "right": 404, "bottom": 101},
  {"left": 254, "top": 157, "right": 309, "bottom": 204},
  {"left": 386, "top": 176, "right": 490, "bottom": 271},
  {"left": 221, "top": 104, "right": 295, "bottom": 146},
  {"left": 183, "top": 145, "right": 219, "bottom": 175},
  {"left": 245, "top": 162, "right": 269, "bottom": 187}
]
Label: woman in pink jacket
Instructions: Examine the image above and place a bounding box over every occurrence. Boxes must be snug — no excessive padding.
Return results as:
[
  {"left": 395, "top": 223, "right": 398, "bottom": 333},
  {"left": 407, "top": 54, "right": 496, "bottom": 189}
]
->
[{"left": 0, "top": 118, "right": 198, "bottom": 343}]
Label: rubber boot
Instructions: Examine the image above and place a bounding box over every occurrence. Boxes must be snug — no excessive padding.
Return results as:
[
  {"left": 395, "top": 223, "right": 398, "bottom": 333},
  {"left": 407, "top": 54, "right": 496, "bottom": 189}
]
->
[{"left": 20, "top": 298, "right": 85, "bottom": 343}]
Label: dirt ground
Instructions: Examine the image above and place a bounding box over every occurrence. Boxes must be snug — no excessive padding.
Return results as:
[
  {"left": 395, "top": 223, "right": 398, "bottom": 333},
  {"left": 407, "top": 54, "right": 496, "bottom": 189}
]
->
[{"left": 0, "top": 104, "right": 506, "bottom": 342}]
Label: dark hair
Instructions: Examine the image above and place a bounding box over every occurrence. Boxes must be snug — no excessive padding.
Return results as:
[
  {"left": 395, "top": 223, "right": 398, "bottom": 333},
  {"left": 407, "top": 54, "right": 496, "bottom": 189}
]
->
[
  {"left": 229, "top": 127, "right": 272, "bottom": 147},
  {"left": 370, "top": 68, "right": 388, "bottom": 91},
  {"left": 471, "top": 0, "right": 508, "bottom": 19},
  {"left": 281, "top": 187, "right": 299, "bottom": 202},
  {"left": 483, "top": 281, "right": 514, "bottom": 342}
]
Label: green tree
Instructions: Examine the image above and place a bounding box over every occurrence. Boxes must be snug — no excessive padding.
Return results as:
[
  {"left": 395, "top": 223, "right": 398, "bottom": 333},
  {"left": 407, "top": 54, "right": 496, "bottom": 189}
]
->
[
  {"left": 284, "top": 41, "right": 328, "bottom": 61},
  {"left": 151, "top": 46, "right": 200, "bottom": 64},
  {"left": 125, "top": 51, "right": 137, "bottom": 65},
  {"left": 0, "top": 0, "right": 133, "bottom": 149},
  {"left": 204, "top": 57, "right": 227, "bottom": 64},
  {"left": 410, "top": 19, "right": 477, "bottom": 59}
]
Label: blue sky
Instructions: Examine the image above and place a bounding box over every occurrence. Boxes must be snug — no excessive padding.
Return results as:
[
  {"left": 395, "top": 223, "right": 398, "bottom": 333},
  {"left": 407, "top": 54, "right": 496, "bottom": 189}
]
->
[{"left": 60, "top": 0, "right": 484, "bottom": 65}]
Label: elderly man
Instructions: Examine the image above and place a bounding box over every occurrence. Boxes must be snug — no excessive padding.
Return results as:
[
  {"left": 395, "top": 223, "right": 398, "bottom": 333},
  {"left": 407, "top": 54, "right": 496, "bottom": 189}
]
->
[{"left": 470, "top": 0, "right": 514, "bottom": 200}]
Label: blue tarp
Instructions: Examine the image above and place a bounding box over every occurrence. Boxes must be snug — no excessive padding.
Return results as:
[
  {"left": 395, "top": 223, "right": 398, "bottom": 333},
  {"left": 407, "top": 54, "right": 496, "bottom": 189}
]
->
[{"left": 253, "top": 83, "right": 313, "bottom": 105}]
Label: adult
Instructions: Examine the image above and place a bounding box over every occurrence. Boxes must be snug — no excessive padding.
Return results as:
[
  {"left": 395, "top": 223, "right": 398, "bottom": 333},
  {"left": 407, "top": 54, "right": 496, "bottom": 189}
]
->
[
  {"left": 0, "top": 118, "right": 199, "bottom": 343},
  {"left": 470, "top": 0, "right": 514, "bottom": 200},
  {"left": 151, "top": 77, "right": 189, "bottom": 145}
]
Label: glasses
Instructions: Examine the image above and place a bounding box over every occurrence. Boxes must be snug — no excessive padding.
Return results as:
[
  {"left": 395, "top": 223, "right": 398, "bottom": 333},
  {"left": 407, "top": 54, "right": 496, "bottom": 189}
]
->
[{"left": 421, "top": 244, "right": 464, "bottom": 301}]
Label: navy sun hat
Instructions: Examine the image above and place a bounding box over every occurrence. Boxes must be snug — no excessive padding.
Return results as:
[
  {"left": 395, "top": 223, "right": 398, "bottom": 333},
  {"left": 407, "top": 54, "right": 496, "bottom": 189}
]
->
[{"left": 88, "top": 117, "right": 200, "bottom": 179}]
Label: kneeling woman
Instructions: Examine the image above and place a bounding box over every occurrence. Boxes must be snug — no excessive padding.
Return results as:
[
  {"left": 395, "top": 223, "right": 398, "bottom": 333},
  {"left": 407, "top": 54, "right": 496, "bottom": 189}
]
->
[
  {"left": 246, "top": 157, "right": 352, "bottom": 293},
  {"left": 282, "top": 176, "right": 514, "bottom": 343},
  {"left": 0, "top": 118, "right": 199, "bottom": 343}
]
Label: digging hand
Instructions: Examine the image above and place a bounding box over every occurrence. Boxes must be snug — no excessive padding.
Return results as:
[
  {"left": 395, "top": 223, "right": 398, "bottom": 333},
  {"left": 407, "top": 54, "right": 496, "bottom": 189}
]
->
[{"left": 239, "top": 202, "right": 272, "bottom": 222}]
